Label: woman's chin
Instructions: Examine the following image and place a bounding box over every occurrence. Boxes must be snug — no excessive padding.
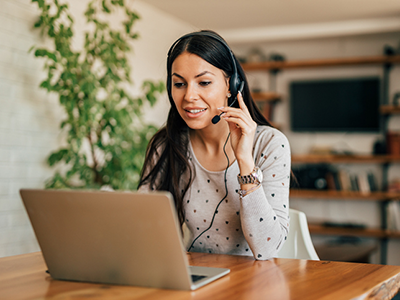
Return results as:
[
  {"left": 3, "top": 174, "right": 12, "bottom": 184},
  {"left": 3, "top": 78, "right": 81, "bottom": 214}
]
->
[{"left": 185, "top": 119, "right": 214, "bottom": 130}]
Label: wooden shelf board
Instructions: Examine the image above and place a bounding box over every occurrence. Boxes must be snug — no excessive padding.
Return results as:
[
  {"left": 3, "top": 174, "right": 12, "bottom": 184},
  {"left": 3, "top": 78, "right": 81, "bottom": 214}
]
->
[
  {"left": 309, "top": 224, "right": 386, "bottom": 238},
  {"left": 314, "top": 243, "right": 378, "bottom": 263},
  {"left": 380, "top": 105, "right": 400, "bottom": 115},
  {"left": 291, "top": 154, "right": 400, "bottom": 164},
  {"left": 290, "top": 189, "right": 400, "bottom": 201},
  {"left": 387, "top": 231, "right": 400, "bottom": 238},
  {"left": 309, "top": 224, "right": 400, "bottom": 239},
  {"left": 241, "top": 55, "right": 400, "bottom": 71},
  {"left": 251, "top": 92, "right": 281, "bottom": 102}
]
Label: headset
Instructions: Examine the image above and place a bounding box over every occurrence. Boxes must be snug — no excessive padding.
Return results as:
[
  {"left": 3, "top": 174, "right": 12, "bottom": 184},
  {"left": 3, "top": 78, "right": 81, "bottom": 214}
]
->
[{"left": 167, "top": 31, "right": 244, "bottom": 124}]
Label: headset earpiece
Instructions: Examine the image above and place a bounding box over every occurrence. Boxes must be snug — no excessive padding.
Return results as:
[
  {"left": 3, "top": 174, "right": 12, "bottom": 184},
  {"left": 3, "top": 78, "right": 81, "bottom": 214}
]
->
[{"left": 228, "top": 72, "right": 241, "bottom": 106}]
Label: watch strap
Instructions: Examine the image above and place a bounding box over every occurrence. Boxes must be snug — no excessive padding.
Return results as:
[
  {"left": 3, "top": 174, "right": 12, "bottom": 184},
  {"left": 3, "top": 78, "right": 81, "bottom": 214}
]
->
[{"left": 237, "top": 166, "right": 262, "bottom": 185}]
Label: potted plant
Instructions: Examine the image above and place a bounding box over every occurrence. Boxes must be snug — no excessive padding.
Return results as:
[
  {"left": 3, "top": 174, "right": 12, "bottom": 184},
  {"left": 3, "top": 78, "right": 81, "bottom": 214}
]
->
[{"left": 31, "top": 0, "right": 165, "bottom": 190}]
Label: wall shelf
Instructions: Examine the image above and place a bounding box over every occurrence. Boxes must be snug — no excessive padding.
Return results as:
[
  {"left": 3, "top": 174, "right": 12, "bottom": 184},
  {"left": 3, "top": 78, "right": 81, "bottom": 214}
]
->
[
  {"left": 241, "top": 55, "right": 400, "bottom": 71},
  {"left": 291, "top": 154, "right": 400, "bottom": 164},
  {"left": 251, "top": 92, "right": 281, "bottom": 102},
  {"left": 290, "top": 189, "right": 400, "bottom": 201},
  {"left": 308, "top": 224, "right": 400, "bottom": 239},
  {"left": 380, "top": 105, "right": 400, "bottom": 115}
]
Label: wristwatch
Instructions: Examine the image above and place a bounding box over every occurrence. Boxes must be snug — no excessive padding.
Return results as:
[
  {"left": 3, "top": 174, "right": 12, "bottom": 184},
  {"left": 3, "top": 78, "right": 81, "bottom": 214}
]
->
[{"left": 237, "top": 166, "right": 263, "bottom": 185}]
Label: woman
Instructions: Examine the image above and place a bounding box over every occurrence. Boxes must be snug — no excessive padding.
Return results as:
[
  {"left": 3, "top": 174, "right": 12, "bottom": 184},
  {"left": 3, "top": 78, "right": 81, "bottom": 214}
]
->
[{"left": 139, "top": 30, "right": 290, "bottom": 260}]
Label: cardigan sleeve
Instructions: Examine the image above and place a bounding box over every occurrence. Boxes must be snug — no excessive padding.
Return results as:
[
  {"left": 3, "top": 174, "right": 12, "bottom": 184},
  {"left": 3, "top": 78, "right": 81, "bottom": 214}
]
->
[{"left": 239, "top": 127, "right": 291, "bottom": 260}]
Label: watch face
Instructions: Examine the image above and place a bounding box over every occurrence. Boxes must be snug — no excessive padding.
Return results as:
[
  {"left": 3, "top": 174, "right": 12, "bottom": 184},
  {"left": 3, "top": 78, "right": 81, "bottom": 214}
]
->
[{"left": 254, "top": 167, "right": 263, "bottom": 183}]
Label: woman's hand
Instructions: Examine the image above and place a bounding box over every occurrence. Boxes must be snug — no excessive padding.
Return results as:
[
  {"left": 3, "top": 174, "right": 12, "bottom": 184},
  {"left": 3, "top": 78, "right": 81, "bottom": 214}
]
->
[{"left": 219, "top": 91, "right": 257, "bottom": 174}]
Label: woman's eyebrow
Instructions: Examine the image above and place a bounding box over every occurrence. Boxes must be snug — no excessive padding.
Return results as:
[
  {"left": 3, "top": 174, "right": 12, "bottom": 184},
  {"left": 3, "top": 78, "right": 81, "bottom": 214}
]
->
[
  {"left": 195, "top": 71, "right": 215, "bottom": 78},
  {"left": 171, "top": 71, "right": 215, "bottom": 79},
  {"left": 171, "top": 73, "right": 184, "bottom": 79}
]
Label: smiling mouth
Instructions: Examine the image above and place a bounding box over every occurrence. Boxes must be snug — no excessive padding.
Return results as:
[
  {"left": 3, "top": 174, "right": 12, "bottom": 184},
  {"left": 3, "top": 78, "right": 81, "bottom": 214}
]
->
[{"left": 185, "top": 108, "right": 207, "bottom": 114}]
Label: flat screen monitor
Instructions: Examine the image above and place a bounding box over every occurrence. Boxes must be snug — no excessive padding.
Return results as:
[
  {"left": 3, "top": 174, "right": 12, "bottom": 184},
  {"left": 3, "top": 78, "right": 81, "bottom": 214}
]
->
[{"left": 290, "top": 77, "right": 380, "bottom": 132}]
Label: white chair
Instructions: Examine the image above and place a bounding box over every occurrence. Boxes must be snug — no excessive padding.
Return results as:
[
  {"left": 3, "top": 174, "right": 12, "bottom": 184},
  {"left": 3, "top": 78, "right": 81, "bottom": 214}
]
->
[{"left": 277, "top": 209, "right": 319, "bottom": 260}]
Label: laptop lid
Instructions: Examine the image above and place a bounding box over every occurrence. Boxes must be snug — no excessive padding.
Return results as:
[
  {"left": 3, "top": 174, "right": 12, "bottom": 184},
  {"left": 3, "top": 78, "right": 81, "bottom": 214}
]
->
[{"left": 20, "top": 189, "right": 229, "bottom": 290}]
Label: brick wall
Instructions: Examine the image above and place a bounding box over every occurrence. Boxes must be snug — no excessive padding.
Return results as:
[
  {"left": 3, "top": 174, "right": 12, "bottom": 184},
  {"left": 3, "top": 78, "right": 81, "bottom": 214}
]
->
[{"left": 0, "top": 0, "right": 64, "bottom": 257}]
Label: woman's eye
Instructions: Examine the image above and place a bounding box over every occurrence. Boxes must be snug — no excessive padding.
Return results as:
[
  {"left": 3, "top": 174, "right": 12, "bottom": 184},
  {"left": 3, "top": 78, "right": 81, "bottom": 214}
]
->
[
  {"left": 173, "top": 82, "right": 185, "bottom": 88},
  {"left": 199, "top": 81, "right": 211, "bottom": 87}
]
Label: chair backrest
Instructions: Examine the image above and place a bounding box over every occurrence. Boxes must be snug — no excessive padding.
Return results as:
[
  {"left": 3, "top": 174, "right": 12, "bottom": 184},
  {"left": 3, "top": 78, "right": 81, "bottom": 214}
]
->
[{"left": 277, "top": 209, "right": 319, "bottom": 260}]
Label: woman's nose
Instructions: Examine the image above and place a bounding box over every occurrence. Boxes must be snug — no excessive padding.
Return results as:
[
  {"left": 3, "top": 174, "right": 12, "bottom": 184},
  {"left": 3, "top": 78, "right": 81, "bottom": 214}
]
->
[{"left": 184, "top": 84, "right": 199, "bottom": 102}]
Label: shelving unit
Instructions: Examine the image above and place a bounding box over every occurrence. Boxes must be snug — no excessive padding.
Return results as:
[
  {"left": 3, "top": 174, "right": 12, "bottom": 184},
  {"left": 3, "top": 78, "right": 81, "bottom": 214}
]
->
[
  {"left": 241, "top": 54, "right": 400, "bottom": 264},
  {"left": 290, "top": 152, "right": 400, "bottom": 263}
]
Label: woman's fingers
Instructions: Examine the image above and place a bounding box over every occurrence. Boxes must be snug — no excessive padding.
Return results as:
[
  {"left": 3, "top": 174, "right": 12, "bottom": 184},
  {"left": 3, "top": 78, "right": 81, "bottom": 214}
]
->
[
  {"left": 218, "top": 90, "right": 257, "bottom": 132},
  {"left": 237, "top": 91, "right": 249, "bottom": 113},
  {"left": 222, "top": 113, "right": 245, "bottom": 125},
  {"left": 220, "top": 106, "right": 252, "bottom": 127}
]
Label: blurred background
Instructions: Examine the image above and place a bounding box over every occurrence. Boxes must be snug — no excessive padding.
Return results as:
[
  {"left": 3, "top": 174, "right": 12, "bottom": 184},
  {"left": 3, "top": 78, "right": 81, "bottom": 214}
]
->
[{"left": 1, "top": 0, "right": 400, "bottom": 265}]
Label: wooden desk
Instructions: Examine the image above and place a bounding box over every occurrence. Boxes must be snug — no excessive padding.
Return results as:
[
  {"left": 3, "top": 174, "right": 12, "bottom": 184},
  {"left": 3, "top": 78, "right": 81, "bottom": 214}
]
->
[{"left": 1, "top": 252, "right": 400, "bottom": 300}]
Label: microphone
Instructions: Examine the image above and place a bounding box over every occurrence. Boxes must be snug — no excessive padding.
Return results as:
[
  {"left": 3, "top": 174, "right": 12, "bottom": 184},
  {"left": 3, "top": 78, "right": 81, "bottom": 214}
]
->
[
  {"left": 211, "top": 114, "right": 222, "bottom": 124},
  {"left": 212, "top": 81, "right": 244, "bottom": 124}
]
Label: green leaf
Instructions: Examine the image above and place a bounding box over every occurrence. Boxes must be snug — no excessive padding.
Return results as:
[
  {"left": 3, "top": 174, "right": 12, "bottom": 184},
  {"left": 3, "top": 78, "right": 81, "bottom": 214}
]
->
[
  {"left": 102, "top": 0, "right": 111, "bottom": 13},
  {"left": 39, "top": 80, "right": 50, "bottom": 90},
  {"left": 130, "top": 33, "right": 139, "bottom": 40},
  {"left": 28, "top": 45, "right": 35, "bottom": 53},
  {"left": 124, "top": 22, "right": 130, "bottom": 34},
  {"left": 47, "top": 149, "right": 69, "bottom": 166},
  {"left": 34, "top": 49, "right": 47, "bottom": 57},
  {"left": 111, "top": 0, "right": 124, "bottom": 6}
]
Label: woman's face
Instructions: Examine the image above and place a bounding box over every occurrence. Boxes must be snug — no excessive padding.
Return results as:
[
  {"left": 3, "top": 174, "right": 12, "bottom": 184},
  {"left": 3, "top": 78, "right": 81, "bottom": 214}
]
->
[{"left": 171, "top": 51, "right": 230, "bottom": 130}]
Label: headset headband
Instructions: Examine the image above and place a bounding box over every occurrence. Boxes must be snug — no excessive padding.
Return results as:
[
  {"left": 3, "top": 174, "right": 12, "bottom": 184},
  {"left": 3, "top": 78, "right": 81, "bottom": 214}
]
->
[{"left": 167, "top": 31, "right": 237, "bottom": 72}]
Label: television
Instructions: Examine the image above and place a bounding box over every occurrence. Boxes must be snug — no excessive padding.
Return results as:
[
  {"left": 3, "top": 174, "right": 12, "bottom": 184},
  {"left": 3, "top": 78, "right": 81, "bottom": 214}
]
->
[{"left": 290, "top": 77, "right": 380, "bottom": 132}]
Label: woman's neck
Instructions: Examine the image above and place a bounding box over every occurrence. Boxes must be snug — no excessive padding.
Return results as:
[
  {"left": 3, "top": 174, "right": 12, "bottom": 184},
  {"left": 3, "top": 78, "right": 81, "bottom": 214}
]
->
[{"left": 189, "top": 123, "right": 232, "bottom": 157}]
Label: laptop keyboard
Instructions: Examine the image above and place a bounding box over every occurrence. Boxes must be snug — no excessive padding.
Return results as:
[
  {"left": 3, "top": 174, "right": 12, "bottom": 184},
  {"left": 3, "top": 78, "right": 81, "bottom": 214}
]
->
[{"left": 191, "top": 274, "right": 207, "bottom": 282}]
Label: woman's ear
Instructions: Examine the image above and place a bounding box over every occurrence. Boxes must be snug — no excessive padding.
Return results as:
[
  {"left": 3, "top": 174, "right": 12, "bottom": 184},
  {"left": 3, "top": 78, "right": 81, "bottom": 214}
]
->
[{"left": 226, "top": 77, "right": 231, "bottom": 96}]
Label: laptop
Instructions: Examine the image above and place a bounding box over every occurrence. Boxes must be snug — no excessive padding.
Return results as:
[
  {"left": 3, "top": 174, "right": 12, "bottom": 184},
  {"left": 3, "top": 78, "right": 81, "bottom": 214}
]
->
[{"left": 20, "top": 189, "right": 230, "bottom": 290}]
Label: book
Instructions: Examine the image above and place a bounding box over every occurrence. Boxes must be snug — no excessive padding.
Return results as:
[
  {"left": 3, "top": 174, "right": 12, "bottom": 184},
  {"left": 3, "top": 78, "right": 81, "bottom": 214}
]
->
[
  {"left": 350, "top": 174, "right": 359, "bottom": 192},
  {"left": 387, "top": 201, "right": 400, "bottom": 231},
  {"left": 326, "top": 172, "right": 337, "bottom": 190},
  {"left": 332, "top": 171, "right": 342, "bottom": 191},
  {"left": 367, "top": 172, "right": 378, "bottom": 192},
  {"left": 357, "top": 173, "right": 370, "bottom": 194},
  {"left": 338, "top": 170, "right": 351, "bottom": 191}
]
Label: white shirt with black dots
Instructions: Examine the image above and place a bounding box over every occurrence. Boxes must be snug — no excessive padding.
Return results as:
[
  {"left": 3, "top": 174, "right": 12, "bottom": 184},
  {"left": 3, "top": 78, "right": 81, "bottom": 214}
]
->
[{"left": 184, "top": 125, "right": 290, "bottom": 260}]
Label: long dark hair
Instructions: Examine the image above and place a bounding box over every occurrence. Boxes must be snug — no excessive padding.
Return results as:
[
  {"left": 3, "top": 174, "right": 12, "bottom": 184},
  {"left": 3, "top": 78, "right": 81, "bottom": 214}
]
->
[{"left": 138, "top": 30, "right": 271, "bottom": 226}]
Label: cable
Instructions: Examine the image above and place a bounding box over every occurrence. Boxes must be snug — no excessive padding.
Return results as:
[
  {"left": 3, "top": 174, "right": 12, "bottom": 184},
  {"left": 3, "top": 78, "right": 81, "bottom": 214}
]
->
[{"left": 187, "top": 133, "right": 231, "bottom": 251}]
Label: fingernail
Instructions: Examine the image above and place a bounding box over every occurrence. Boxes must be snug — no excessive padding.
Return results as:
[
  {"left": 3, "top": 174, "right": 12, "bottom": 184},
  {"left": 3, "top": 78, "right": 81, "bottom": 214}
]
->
[
  {"left": 238, "top": 91, "right": 242, "bottom": 96},
  {"left": 217, "top": 107, "right": 224, "bottom": 110}
]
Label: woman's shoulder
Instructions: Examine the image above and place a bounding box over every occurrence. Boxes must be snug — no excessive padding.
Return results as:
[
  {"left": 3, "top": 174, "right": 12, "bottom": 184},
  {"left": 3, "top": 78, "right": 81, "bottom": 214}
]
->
[
  {"left": 254, "top": 125, "right": 289, "bottom": 147},
  {"left": 253, "top": 125, "right": 291, "bottom": 163}
]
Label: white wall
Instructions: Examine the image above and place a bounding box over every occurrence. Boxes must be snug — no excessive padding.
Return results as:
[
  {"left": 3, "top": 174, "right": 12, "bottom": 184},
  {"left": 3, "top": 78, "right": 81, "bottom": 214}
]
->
[
  {"left": 231, "top": 32, "right": 400, "bottom": 265},
  {"left": 0, "top": 0, "right": 192, "bottom": 258}
]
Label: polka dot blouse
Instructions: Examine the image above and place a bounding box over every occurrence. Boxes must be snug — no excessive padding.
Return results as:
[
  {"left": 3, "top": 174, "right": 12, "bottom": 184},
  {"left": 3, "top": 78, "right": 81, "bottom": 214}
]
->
[{"left": 184, "top": 126, "right": 290, "bottom": 260}]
